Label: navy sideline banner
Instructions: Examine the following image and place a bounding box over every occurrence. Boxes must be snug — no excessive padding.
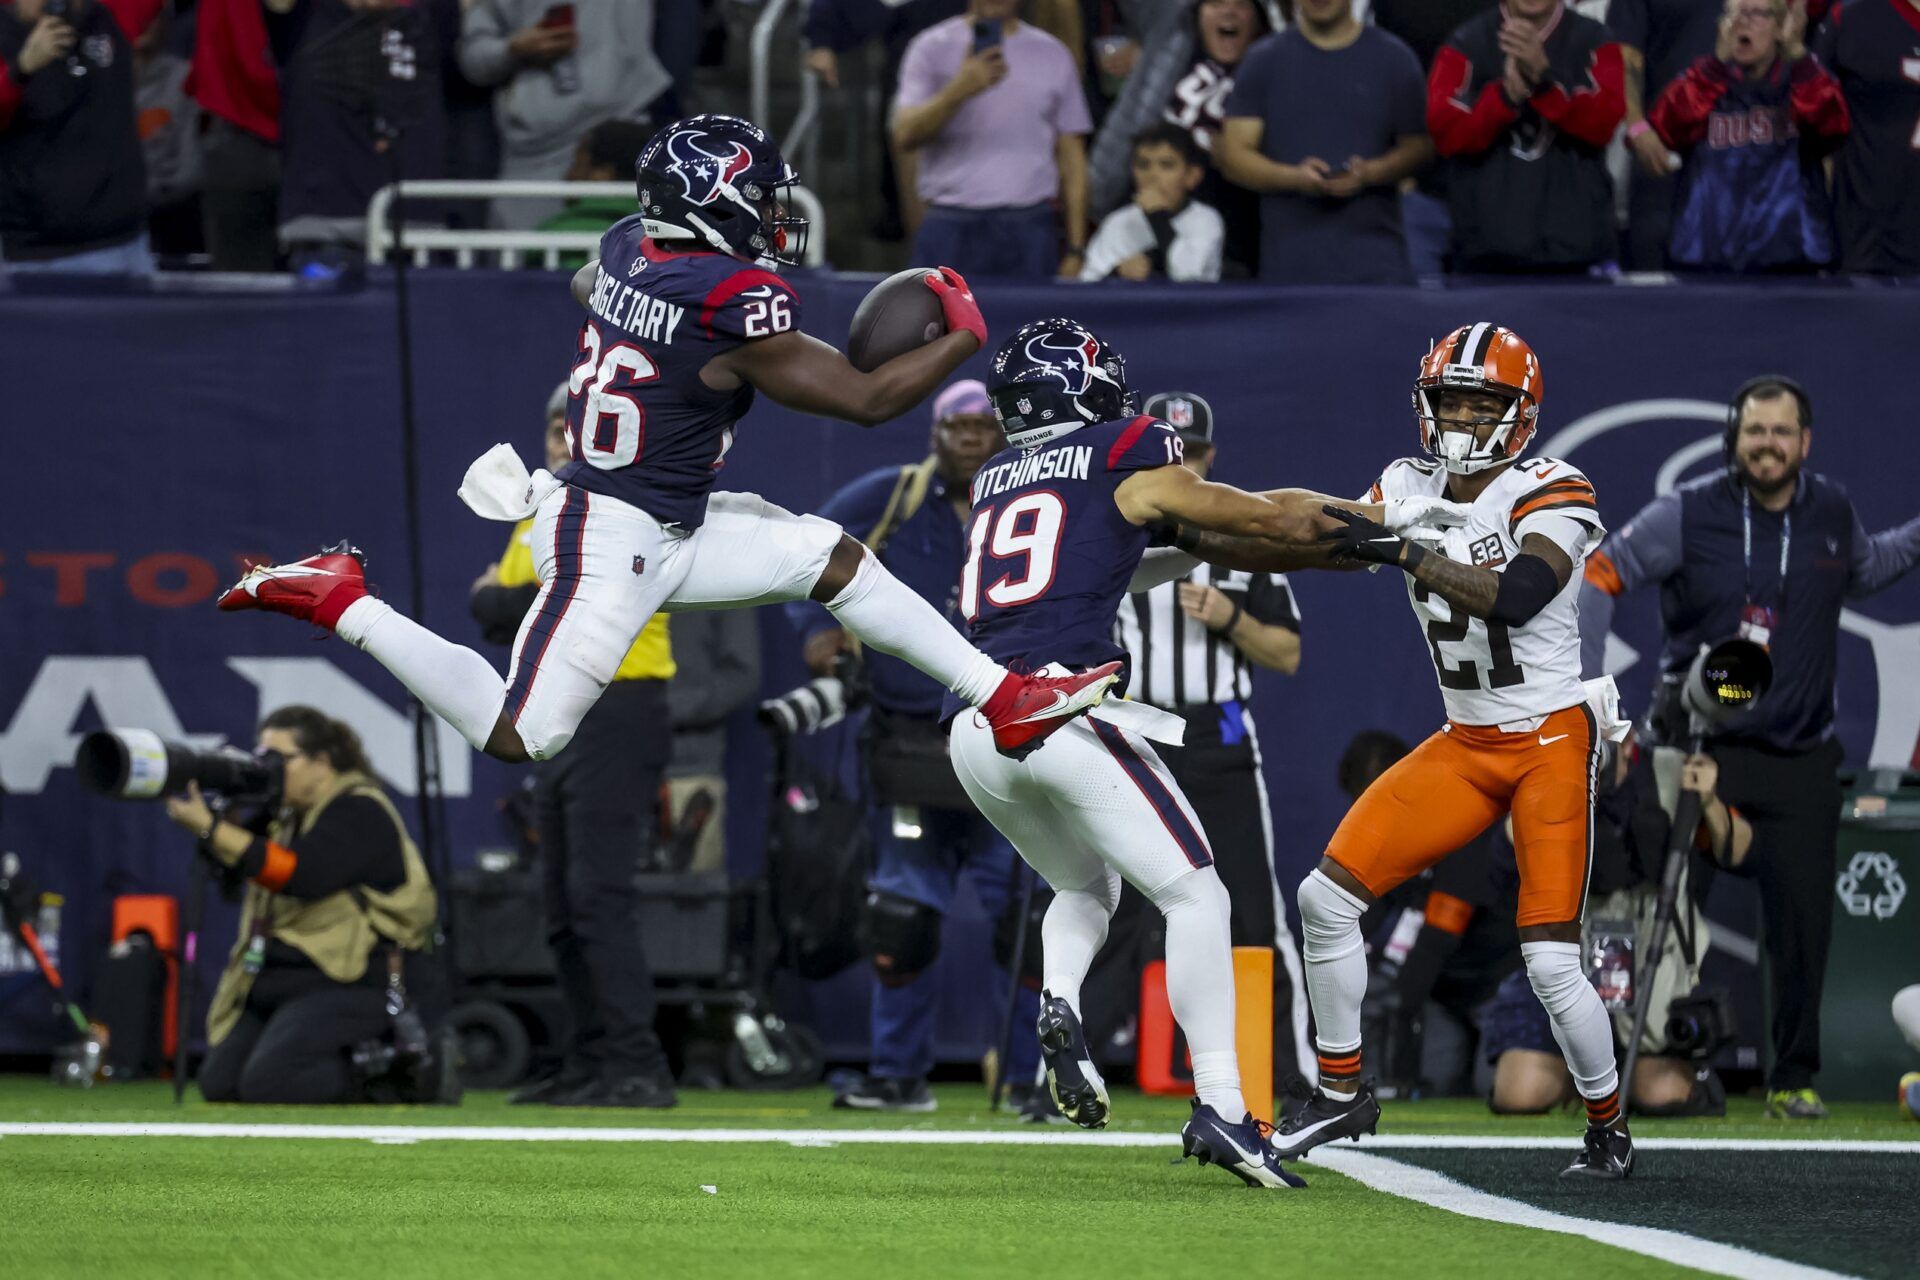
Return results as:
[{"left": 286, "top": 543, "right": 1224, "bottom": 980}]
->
[{"left": 2, "top": 274, "right": 1916, "bottom": 1055}]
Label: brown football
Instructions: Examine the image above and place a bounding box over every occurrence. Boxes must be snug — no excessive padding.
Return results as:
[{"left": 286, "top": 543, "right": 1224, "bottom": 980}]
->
[{"left": 847, "top": 267, "right": 948, "bottom": 373}]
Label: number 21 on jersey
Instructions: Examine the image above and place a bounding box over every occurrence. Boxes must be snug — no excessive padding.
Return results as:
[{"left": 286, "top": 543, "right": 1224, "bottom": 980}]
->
[{"left": 961, "top": 493, "right": 1066, "bottom": 619}]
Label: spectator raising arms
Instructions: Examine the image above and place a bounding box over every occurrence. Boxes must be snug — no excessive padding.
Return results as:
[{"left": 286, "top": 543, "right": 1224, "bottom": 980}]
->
[
  {"left": 1427, "top": 0, "right": 1626, "bottom": 273},
  {"left": 1081, "top": 123, "right": 1224, "bottom": 280},
  {"left": 892, "top": 0, "right": 1092, "bottom": 277},
  {"left": 0, "top": 0, "right": 166, "bottom": 274},
  {"left": 1817, "top": 0, "right": 1920, "bottom": 275},
  {"left": 459, "top": 0, "right": 671, "bottom": 230},
  {"left": 1214, "top": 0, "right": 1432, "bottom": 284},
  {"left": 1647, "top": 0, "right": 1849, "bottom": 272},
  {"left": 1087, "top": 0, "right": 1275, "bottom": 278}
]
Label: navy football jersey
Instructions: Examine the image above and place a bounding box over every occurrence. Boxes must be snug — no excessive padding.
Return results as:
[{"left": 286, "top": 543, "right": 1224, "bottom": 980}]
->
[
  {"left": 1818, "top": 0, "right": 1920, "bottom": 273},
  {"left": 941, "top": 415, "right": 1186, "bottom": 719},
  {"left": 558, "top": 215, "right": 804, "bottom": 528}
]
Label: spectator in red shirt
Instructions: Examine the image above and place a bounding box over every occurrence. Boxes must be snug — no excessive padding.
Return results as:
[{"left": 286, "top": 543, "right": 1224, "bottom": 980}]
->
[
  {"left": 1427, "top": 0, "right": 1626, "bottom": 272},
  {"left": 1645, "top": 0, "right": 1849, "bottom": 272},
  {"left": 0, "top": 0, "right": 166, "bottom": 273},
  {"left": 188, "top": 0, "right": 284, "bottom": 270}
]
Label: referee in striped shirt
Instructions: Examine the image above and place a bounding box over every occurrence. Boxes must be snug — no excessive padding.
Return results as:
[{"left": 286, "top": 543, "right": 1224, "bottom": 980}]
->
[{"left": 1115, "top": 390, "right": 1313, "bottom": 1086}]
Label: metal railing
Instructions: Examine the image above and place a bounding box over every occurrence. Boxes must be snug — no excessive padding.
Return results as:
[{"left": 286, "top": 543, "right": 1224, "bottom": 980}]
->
[
  {"left": 749, "top": 0, "right": 822, "bottom": 179},
  {"left": 365, "top": 180, "right": 828, "bottom": 269}
]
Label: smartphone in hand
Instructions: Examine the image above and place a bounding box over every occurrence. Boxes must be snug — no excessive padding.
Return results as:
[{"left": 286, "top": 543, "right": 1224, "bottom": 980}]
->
[
  {"left": 540, "top": 3, "right": 577, "bottom": 30},
  {"left": 972, "top": 18, "right": 1003, "bottom": 53}
]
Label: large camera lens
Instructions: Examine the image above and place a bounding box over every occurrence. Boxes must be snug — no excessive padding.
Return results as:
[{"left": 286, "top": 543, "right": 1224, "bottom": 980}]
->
[
  {"left": 76, "top": 729, "right": 183, "bottom": 798},
  {"left": 1682, "top": 637, "right": 1773, "bottom": 726},
  {"left": 77, "top": 730, "right": 279, "bottom": 800}
]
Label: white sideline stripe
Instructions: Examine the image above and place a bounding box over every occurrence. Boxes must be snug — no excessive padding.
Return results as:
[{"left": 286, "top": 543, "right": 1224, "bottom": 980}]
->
[
  {"left": 1315, "top": 1149, "right": 1854, "bottom": 1280},
  {"left": 0, "top": 1123, "right": 1917, "bottom": 1154}
]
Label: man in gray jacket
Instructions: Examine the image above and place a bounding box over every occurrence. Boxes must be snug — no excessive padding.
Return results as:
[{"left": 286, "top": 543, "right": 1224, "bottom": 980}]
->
[{"left": 458, "top": 0, "right": 670, "bottom": 229}]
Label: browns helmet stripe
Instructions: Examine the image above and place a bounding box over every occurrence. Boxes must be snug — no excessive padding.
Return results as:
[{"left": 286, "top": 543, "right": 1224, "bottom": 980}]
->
[{"left": 1463, "top": 321, "right": 1497, "bottom": 366}]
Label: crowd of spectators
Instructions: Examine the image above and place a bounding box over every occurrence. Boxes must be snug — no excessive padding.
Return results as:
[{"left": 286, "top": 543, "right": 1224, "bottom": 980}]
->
[{"left": 1, "top": 0, "right": 1916, "bottom": 277}]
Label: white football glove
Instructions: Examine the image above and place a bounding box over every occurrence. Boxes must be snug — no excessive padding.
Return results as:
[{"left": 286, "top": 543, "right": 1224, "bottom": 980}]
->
[{"left": 1381, "top": 495, "right": 1472, "bottom": 534}]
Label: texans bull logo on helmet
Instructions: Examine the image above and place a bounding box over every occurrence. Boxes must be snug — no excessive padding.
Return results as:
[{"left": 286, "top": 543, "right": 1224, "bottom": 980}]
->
[
  {"left": 1022, "top": 329, "right": 1105, "bottom": 397},
  {"left": 664, "top": 129, "right": 755, "bottom": 207}
]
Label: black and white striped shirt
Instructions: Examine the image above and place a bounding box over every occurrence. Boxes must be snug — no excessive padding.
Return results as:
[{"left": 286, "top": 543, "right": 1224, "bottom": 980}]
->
[{"left": 1115, "top": 566, "right": 1301, "bottom": 709}]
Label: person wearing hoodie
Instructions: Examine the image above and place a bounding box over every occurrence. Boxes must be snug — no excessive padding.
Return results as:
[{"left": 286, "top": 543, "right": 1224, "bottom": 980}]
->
[
  {"left": 1644, "top": 0, "right": 1848, "bottom": 272},
  {"left": 458, "top": 0, "right": 670, "bottom": 229}
]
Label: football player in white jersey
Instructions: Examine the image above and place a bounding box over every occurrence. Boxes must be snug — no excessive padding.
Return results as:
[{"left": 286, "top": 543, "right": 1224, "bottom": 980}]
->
[{"left": 1277, "top": 322, "right": 1635, "bottom": 1180}]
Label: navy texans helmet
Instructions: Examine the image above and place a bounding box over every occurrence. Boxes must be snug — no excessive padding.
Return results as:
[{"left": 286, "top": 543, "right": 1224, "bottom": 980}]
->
[
  {"left": 634, "top": 114, "right": 809, "bottom": 266},
  {"left": 986, "top": 318, "right": 1134, "bottom": 450}
]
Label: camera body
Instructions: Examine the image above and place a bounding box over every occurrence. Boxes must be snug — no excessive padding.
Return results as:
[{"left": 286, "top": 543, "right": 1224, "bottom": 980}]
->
[{"left": 1664, "top": 985, "right": 1737, "bottom": 1060}]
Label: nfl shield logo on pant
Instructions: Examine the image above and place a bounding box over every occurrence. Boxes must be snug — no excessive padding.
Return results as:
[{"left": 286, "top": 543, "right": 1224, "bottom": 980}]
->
[{"left": 632, "top": 554, "right": 647, "bottom": 576}]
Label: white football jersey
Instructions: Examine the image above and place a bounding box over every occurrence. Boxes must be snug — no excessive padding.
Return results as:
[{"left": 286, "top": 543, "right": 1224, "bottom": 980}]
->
[{"left": 1370, "top": 456, "right": 1605, "bottom": 727}]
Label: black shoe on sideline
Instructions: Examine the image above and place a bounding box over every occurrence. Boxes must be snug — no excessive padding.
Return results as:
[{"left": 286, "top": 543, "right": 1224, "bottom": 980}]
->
[
  {"left": 509, "top": 1069, "right": 593, "bottom": 1106},
  {"left": 1267, "top": 1083, "right": 1380, "bottom": 1161},
  {"left": 555, "top": 1074, "right": 679, "bottom": 1109},
  {"left": 832, "top": 1075, "right": 938, "bottom": 1113},
  {"left": 1561, "top": 1125, "right": 1634, "bottom": 1180}
]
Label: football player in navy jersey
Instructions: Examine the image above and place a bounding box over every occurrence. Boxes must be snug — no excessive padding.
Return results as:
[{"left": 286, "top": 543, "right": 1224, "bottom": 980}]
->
[
  {"left": 219, "top": 115, "right": 1121, "bottom": 768},
  {"left": 944, "top": 318, "right": 1468, "bottom": 1188}
]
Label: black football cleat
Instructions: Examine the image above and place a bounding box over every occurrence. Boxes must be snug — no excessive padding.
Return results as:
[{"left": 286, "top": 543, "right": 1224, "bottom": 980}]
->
[
  {"left": 1036, "top": 991, "right": 1110, "bottom": 1129},
  {"left": 1561, "top": 1125, "right": 1635, "bottom": 1180},
  {"left": 1267, "top": 1083, "right": 1380, "bottom": 1161},
  {"left": 1181, "top": 1102, "right": 1307, "bottom": 1189}
]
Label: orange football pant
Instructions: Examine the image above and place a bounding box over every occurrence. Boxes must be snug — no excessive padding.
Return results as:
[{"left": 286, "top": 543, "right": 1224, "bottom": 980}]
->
[{"left": 1325, "top": 703, "right": 1598, "bottom": 928}]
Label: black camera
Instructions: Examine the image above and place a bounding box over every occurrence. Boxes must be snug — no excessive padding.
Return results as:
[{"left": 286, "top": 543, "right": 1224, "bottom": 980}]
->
[
  {"left": 76, "top": 729, "right": 283, "bottom": 803},
  {"left": 759, "top": 653, "right": 867, "bottom": 737},
  {"left": 1664, "top": 985, "right": 1737, "bottom": 1060}
]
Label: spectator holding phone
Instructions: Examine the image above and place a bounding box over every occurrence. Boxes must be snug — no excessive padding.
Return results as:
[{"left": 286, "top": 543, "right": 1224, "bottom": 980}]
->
[
  {"left": 0, "top": 0, "right": 166, "bottom": 274},
  {"left": 1645, "top": 0, "right": 1848, "bottom": 273},
  {"left": 892, "top": 0, "right": 1092, "bottom": 277},
  {"left": 1080, "top": 122, "right": 1223, "bottom": 280},
  {"left": 1213, "top": 0, "right": 1432, "bottom": 283},
  {"left": 459, "top": 0, "right": 670, "bottom": 229}
]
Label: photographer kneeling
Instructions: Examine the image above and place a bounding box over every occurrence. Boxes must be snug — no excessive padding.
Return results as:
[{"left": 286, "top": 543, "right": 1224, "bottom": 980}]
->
[
  {"left": 1481, "top": 734, "right": 1750, "bottom": 1116},
  {"left": 167, "top": 707, "right": 439, "bottom": 1105}
]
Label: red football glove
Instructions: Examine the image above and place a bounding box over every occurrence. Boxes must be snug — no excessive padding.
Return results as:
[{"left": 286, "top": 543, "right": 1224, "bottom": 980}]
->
[{"left": 923, "top": 266, "right": 988, "bottom": 350}]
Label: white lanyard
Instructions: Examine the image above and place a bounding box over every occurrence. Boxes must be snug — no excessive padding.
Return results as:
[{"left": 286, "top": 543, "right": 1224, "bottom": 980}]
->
[{"left": 1741, "top": 488, "right": 1790, "bottom": 606}]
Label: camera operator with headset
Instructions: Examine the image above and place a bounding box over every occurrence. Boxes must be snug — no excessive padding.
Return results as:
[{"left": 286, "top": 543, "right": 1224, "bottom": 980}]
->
[
  {"left": 166, "top": 706, "right": 441, "bottom": 1106},
  {"left": 1580, "top": 375, "right": 1920, "bottom": 1118},
  {"left": 781, "top": 379, "right": 1045, "bottom": 1116}
]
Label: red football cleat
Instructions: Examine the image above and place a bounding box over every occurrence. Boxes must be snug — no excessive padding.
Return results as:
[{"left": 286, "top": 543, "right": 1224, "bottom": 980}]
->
[
  {"left": 217, "top": 542, "right": 369, "bottom": 631},
  {"left": 980, "top": 661, "right": 1123, "bottom": 757}
]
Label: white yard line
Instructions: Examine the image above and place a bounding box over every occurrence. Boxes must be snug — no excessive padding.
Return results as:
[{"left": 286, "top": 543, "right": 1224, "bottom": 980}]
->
[
  {"left": 1314, "top": 1148, "right": 1856, "bottom": 1280},
  {"left": 0, "top": 1122, "right": 1916, "bottom": 1154}
]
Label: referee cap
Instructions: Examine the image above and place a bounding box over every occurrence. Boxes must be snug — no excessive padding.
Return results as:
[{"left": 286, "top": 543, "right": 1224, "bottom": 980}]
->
[{"left": 1142, "top": 390, "right": 1214, "bottom": 446}]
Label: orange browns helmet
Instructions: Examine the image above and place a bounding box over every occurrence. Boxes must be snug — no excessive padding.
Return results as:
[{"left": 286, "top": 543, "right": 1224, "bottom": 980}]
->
[{"left": 1413, "top": 322, "right": 1543, "bottom": 475}]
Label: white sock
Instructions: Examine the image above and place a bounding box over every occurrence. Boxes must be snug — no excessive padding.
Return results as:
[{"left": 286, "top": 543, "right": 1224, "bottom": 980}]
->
[
  {"left": 1153, "top": 867, "right": 1247, "bottom": 1121},
  {"left": 1522, "top": 941, "right": 1621, "bottom": 1101},
  {"left": 827, "top": 553, "right": 1005, "bottom": 705},
  {"left": 1297, "top": 869, "right": 1368, "bottom": 1091},
  {"left": 1040, "top": 870, "right": 1121, "bottom": 1012},
  {"left": 335, "top": 597, "right": 507, "bottom": 750}
]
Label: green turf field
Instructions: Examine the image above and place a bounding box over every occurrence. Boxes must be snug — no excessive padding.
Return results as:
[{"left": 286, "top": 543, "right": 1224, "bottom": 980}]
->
[{"left": 3, "top": 1078, "right": 1914, "bottom": 1279}]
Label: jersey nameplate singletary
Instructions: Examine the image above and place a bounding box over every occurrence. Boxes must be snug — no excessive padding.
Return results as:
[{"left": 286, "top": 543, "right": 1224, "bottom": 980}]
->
[{"left": 586, "top": 264, "right": 688, "bottom": 346}]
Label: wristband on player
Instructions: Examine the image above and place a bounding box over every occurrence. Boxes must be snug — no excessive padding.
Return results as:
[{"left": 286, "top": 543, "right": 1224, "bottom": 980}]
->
[{"left": 1212, "top": 600, "right": 1244, "bottom": 636}]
